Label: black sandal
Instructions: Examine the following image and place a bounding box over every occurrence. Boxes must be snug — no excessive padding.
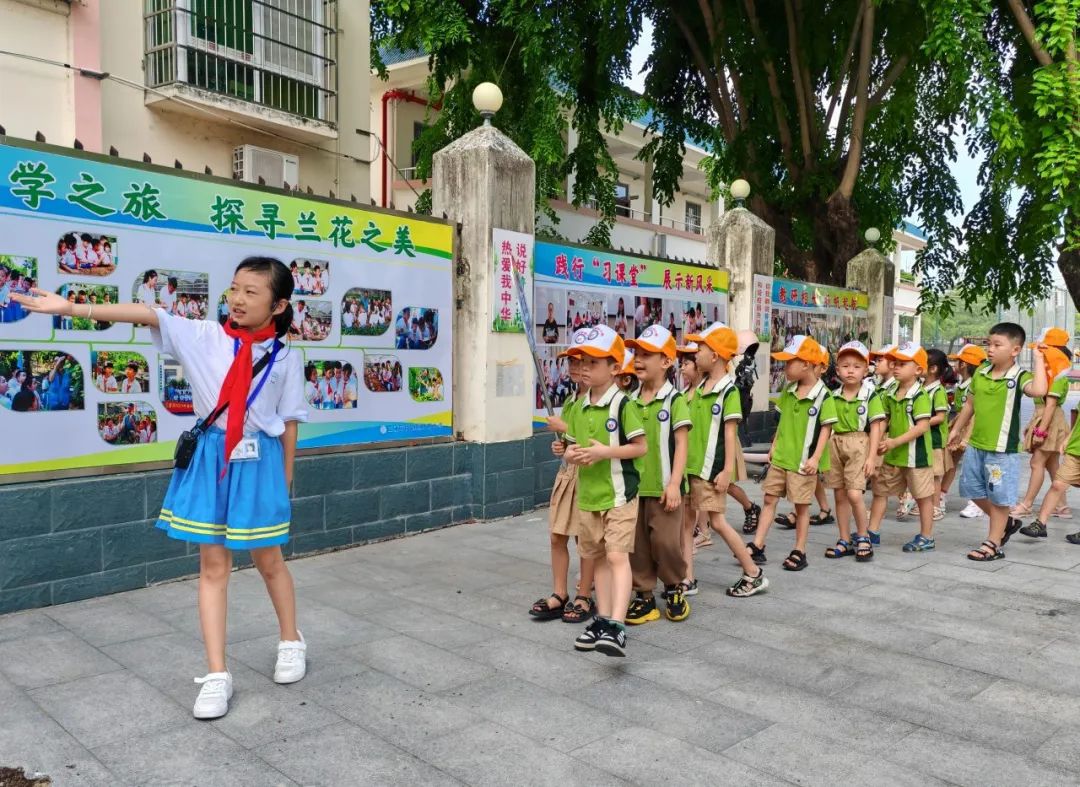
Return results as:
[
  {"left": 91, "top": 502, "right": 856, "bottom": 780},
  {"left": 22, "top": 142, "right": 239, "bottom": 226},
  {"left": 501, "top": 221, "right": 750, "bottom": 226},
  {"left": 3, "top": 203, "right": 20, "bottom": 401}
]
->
[
  {"left": 782, "top": 549, "right": 808, "bottom": 571},
  {"left": 810, "top": 509, "right": 835, "bottom": 526},
  {"left": 1001, "top": 517, "right": 1023, "bottom": 545},
  {"left": 561, "top": 595, "right": 594, "bottom": 623},
  {"left": 777, "top": 512, "right": 797, "bottom": 530},
  {"left": 1066, "top": 531, "right": 1080, "bottom": 545},
  {"left": 743, "top": 503, "right": 761, "bottom": 534},
  {"left": 967, "top": 540, "right": 1004, "bottom": 562},
  {"left": 528, "top": 592, "right": 568, "bottom": 620},
  {"left": 746, "top": 542, "right": 767, "bottom": 565},
  {"left": 854, "top": 536, "right": 874, "bottom": 562},
  {"left": 824, "top": 539, "right": 853, "bottom": 559}
]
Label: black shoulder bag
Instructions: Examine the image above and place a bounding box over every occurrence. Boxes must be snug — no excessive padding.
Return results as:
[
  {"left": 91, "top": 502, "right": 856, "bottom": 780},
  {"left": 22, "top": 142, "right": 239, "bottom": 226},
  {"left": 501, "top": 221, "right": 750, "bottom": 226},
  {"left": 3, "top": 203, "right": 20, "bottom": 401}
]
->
[{"left": 173, "top": 344, "right": 279, "bottom": 469}]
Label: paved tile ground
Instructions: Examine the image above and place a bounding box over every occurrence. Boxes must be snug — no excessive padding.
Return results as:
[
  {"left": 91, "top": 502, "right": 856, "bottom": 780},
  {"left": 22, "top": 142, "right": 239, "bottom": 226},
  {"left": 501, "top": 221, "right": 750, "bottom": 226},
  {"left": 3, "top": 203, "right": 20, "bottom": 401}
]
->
[{"left": 4, "top": 467, "right": 1080, "bottom": 786}]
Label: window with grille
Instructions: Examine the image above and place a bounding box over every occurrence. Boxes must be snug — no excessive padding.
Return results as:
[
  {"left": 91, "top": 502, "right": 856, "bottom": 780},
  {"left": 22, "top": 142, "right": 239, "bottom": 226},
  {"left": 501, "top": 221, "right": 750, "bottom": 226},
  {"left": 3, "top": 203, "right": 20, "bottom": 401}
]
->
[
  {"left": 144, "top": 0, "right": 337, "bottom": 124},
  {"left": 684, "top": 201, "right": 702, "bottom": 234}
]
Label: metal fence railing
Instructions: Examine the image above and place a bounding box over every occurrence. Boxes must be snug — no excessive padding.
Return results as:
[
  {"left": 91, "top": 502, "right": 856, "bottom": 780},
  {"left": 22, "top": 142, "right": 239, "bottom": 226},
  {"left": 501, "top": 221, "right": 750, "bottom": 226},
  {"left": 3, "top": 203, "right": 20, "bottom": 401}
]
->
[{"left": 144, "top": 0, "right": 337, "bottom": 125}]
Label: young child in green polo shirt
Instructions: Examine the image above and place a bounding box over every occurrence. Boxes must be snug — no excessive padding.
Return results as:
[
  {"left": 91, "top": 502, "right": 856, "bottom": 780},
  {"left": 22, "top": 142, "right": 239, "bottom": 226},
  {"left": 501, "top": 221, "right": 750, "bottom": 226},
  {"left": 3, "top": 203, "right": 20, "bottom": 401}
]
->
[
  {"left": 1014, "top": 327, "right": 1072, "bottom": 519},
  {"left": 924, "top": 349, "right": 953, "bottom": 521},
  {"left": 866, "top": 343, "right": 936, "bottom": 552},
  {"left": 943, "top": 343, "right": 988, "bottom": 519},
  {"left": 683, "top": 322, "right": 770, "bottom": 596},
  {"left": 949, "top": 322, "right": 1048, "bottom": 560},
  {"left": 533, "top": 328, "right": 597, "bottom": 624},
  {"left": 751, "top": 335, "right": 837, "bottom": 572},
  {"left": 563, "top": 325, "right": 647, "bottom": 657},
  {"left": 824, "top": 341, "right": 884, "bottom": 562},
  {"left": 623, "top": 325, "right": 692, "bottom": 624}
]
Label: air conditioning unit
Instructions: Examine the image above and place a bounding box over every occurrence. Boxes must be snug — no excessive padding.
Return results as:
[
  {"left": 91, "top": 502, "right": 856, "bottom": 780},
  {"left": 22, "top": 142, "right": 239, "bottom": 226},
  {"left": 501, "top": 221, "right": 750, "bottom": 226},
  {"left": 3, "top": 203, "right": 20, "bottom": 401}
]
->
[{"left": 232, "top": 145, "right": 300, "bottom": 189}]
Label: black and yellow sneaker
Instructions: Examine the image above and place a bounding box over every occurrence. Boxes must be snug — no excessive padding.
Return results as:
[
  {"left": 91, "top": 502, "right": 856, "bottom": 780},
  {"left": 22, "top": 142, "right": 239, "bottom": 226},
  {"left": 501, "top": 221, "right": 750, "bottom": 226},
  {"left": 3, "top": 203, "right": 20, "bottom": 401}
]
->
[
  {"left": 662, "top": 586, "right": 690, "bottom": 621},
  {"left": 625, "top": 593, "right": 660, "bottom": 625}
]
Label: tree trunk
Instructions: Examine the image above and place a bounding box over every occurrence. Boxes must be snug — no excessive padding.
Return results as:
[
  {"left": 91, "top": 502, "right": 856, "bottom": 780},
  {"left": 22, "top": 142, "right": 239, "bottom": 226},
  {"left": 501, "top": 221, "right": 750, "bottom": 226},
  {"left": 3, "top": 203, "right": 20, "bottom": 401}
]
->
[{"left": 1058, "top": 246, "right": 1080, "bottom": 315}]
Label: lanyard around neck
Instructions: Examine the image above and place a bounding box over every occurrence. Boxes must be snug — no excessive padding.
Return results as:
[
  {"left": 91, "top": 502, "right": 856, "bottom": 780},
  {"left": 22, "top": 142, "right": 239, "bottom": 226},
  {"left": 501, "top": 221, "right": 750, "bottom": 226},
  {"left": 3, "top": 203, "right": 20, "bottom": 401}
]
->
[{"left": 234, "top": 338, "right": 281, "bottom": 408}]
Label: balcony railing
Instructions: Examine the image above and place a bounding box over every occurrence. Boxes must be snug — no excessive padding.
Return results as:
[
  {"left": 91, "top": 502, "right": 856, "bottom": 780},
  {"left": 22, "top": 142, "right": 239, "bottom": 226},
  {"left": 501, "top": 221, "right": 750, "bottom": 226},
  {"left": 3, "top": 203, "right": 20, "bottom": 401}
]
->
[{"left": 144, "top": 0, "right": 337, "bottom": 125}]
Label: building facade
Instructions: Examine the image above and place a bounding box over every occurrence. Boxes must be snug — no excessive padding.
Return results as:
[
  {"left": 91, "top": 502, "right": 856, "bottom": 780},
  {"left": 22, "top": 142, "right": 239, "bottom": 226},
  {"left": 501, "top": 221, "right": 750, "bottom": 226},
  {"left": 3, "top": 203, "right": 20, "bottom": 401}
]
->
[{"left": 0, "top": 0, "right": 369, "bottom": 200}]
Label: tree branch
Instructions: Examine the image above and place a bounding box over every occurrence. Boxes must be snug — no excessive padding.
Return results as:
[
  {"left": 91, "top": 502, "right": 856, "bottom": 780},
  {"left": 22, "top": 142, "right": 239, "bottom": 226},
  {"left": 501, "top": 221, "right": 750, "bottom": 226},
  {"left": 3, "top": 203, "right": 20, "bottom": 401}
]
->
[
  {"left": 1005, "top": 0, "right": 1054, "bottom": 67},
  {"left": 868, "top": 53, "right": 911, "bottom": 108},
  {"left": 825, "top": 2, "right": 865, "bottom": 130},
  {"left": 671, "top": 7, "right": 736, "bottom": 142},
  {"left": 743, "top": 0, "right": 798, "bottom": 178},
  {"left": 794, "top": 0, "right": 820, "bottom": 148},
  {"left": 784, "top": 0, "right": 814, "bottom": 167},
  {"left": 834, "top": 0, "right": 874, "bottom": 199}
]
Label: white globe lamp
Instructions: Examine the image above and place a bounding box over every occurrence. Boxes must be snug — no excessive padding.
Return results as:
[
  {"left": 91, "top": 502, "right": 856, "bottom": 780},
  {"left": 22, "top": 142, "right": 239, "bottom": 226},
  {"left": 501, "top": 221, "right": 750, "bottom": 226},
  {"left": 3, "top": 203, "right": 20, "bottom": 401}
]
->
[
  {"left": 472, "top": 82, "right": 503, "bottom": 126},
  {"left": 864, "top": 227, "right": 881, "bottom": 245},
  {"left": 730, "top": 178, "right": 751, "bottom": 207}
]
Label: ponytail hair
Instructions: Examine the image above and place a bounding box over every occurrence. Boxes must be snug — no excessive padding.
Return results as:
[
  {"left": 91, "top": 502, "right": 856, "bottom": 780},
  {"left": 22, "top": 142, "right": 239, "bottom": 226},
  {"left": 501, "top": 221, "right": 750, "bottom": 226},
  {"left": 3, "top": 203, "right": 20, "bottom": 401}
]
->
[{"left": 234, "top": 256, "right": 294, "bottom": 338}]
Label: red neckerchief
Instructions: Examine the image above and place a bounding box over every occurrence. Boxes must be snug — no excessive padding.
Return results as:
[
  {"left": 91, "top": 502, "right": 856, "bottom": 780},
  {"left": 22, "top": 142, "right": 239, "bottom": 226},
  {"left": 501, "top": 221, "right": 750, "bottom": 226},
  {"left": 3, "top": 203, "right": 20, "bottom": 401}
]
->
[{"left": 217, "top": 322, "right": 277, "bottom": 472}]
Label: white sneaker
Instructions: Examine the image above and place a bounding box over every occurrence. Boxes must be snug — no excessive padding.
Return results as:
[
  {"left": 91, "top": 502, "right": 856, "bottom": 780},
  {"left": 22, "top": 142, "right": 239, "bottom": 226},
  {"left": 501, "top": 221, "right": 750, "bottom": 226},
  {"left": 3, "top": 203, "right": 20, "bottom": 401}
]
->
[
  {"left": 274, "top": 631, "right": 307, "bottom": 684},
  {"left": 959, "top": 501, "right": 984, "bottom": 519},
  {"left": 193, "top": 671, "right": 233, "bottom": 719}
]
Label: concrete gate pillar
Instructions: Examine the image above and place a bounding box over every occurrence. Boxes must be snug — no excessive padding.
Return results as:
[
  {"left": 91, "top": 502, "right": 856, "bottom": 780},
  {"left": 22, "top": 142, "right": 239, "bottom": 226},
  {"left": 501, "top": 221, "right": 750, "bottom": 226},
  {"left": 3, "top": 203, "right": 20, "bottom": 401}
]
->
[
  {"left": 432, "top": 120, "right": 536, "bottom": 443},
  {"left": 846, "top": 247, "right": 895, "bottom": 348}
]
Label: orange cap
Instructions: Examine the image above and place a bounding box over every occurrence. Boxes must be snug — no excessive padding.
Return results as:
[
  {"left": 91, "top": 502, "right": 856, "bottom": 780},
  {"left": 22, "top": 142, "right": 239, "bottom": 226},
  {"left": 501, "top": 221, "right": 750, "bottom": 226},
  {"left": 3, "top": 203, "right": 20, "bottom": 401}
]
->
[
  {"left": 557, "top": 327, "right": 591, "bottom": 359},
  {"left": 1040, "top": 346, "right": 1072, "bottom": 382},
  {"left": 948, "top": 343, "right": 987, "bottom": 366},
  {"left": 889, "top": 341, "right": 928, "bottom": 372},
  {"left": 626, "top": 324, "right": 677, "bottom": 359},
  {"left": 1029, "top": 327, "right": 1071, "bottom": 349},
  {"left": 771, "top": 335, "right": 825, "bottom": 364},
  {"left": 620, "top": 348, "right": 636, "bottom": 375},
  {"left": 676, "top": 341, "right": 699, "bottom": 357},
  {"left": 685, "top": 322, "right": 738, "bottom": 360},
  {"left": 566, "top": 324, "right": 625, "bottom": 366},
  {"left": 869, "top": 343, "right": 897, "bottom": 360}
]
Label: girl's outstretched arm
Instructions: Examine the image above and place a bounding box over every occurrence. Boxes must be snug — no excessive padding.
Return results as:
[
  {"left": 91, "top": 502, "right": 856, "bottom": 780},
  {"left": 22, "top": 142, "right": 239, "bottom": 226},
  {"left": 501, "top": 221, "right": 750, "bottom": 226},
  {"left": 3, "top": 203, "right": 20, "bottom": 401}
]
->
[{"left": 13, "top": 288, "right": 159, "bottom": 328}]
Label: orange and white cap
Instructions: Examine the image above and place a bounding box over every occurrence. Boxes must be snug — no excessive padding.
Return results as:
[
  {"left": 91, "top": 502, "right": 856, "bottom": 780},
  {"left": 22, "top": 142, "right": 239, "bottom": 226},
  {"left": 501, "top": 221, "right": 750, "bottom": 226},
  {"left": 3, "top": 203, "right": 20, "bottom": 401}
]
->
[
  {"left": 620, "top": 348, "right": 636, "bottom": 375},
  {"left": 771, "top": 334, "right": 825, "bottom": 363},
  {"left": 836, "top": 340, "right": 870, "bottom": 363},
  {"left": 685, "top": 322, "right": 738, "bottom": 360},
  {"left": 557, "top": 327, "right": 592, "bottom": 358},
  {"left": 869, "top": 343, "right": 897, "bottom": 360},
  {"left": 819, "top": 349, "right": 831, "bottom": 366},
  {"left": 567, "top": 324, "right": 625, "bottom": 365},
  {"left": 948, "top": 343, "right": 987, "bottom": 366},
  {"left": 1040, "top": 346, "right": 1072, "bottom": 382},
  {"left": 889, "top": 341, "right": 928, "bottom": 372},
  {"left": 626, "top": 324, "right": 677, "bottom": 359},
  {"left": 1029, "top": 326, "right": 1071, "bottom": 349}
]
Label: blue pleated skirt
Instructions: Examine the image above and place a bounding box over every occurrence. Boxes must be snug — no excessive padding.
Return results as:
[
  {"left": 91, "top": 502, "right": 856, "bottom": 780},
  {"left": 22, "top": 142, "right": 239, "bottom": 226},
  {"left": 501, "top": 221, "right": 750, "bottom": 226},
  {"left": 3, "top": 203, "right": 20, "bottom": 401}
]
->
[{"left": 156, "top": 428, "right": 291, "bottom": 550}]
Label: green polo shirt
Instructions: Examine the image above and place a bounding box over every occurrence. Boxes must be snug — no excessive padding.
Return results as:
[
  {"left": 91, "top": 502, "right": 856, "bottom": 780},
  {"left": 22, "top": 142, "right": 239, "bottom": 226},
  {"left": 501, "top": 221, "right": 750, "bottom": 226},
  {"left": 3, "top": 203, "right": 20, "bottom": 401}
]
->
[
  {"left": 564, "top": 384, "right": 645, "bottom": 511},
  {"left": 883, "top": 382, "right": 933, "bottom": 468},
  {"left": 879, "top": 377, "right": 899, "bottom": 397},
  {"left": 772, "top": 380, "right": 838, "bottom": 472},
  {"left": 924, "top": 381, "right": 951, "bottom": 450},
  {"left": 955, "top": 378, "right": 972, "bottom": 409},
  {"left": 686, "top": 375, "right": 741, "bottom": 481},
  {"left": 968, "top": 364, "right": 1033, "bottom": 454},
  {"left": 831, "top": 380, "right": 886, "bottom": 434},
  {"left": 632, "top": 382, "right": 692, "bottom": 497},
  {"left": 1035, "top": 374, "right": 1069, "bottom": 406},
  {"left": 1065, "top": 411, "right": 1080, "bottom": 457}
]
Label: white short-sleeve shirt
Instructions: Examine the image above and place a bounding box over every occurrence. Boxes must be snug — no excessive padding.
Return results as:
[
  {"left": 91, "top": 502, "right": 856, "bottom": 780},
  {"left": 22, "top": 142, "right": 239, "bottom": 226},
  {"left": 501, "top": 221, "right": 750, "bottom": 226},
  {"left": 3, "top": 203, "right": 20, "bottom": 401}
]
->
[
  {"left": 159, "top": 287, "right": 177, "bottom": 312},
  {"left": 151, "top": 312, "right": 308, "bottom": 436}
]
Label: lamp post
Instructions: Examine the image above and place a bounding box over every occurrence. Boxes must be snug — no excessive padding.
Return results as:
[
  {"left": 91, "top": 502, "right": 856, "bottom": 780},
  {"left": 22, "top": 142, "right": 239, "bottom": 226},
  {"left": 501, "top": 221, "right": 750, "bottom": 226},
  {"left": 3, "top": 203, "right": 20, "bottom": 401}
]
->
[
  {"left": 864, "top": 227, "right": 881, "bottom": 245},
  {"left": 472, "top": 82, "right": 503, "bottom": 126},
  {"left": 730, "top": 178, "right": 750, "bottom": 207}
]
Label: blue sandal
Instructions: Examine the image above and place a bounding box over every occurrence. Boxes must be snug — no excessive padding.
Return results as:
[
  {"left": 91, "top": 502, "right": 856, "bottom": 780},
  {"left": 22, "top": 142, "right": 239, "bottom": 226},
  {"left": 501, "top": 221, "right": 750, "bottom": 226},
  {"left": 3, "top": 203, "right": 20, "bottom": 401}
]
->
[
  {"left": 824, "top": 539, "right": 853, "bottom": 558},
  {"left": 902, "top": 534, "right": 935, "bottom": 552}
]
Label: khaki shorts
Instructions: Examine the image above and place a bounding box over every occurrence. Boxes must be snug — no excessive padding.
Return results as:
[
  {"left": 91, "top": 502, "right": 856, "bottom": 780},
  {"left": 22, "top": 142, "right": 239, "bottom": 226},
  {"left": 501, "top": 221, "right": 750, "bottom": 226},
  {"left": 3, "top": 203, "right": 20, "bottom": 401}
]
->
[
  {"left": 577, "top": 498, "right": 639, "bottom": 558},
  {"left": 873, "top": 463, "right": 935, "bottom": 500},
  {"left": 761, "top": 464, "right": 817, "bottom": 505},
  {"left": 548, "top": 464, "right": 578, "bottom": 537},
  {"left": 932, "top": 448, "right": 953, "bottom": 478},
  {"left": 734, "top": 443, "right": 749, "bottom": 482},
  {"left": 1056, "top": 453, "right": 1080, "bottom": 486},
  {"left": 689, "top": 476, "right": 726, "bottom": 513},
  {"left": 825, "top": 432, "right": 870, "bottom": 491}
]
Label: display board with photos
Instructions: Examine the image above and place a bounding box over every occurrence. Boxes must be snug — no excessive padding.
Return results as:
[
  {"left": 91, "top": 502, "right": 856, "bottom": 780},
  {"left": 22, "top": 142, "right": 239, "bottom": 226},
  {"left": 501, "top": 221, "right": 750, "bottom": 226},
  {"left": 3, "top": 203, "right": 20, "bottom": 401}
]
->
[
  {"left": 532, "top": 240, "right": 730, "bottom": 422},
  {"left": 0, "top": 138, "right": 454, "bottom": 479},
  {"left": 752, "top": 274, "right": 871, "bottom": 394}
]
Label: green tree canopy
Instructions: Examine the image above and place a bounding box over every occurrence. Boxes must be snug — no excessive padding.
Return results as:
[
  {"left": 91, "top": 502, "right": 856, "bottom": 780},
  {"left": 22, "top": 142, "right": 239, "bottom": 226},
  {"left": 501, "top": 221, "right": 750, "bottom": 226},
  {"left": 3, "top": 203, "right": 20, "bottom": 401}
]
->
[{"left": 372, "top": 0, "right": 1079, "bottom": 312}]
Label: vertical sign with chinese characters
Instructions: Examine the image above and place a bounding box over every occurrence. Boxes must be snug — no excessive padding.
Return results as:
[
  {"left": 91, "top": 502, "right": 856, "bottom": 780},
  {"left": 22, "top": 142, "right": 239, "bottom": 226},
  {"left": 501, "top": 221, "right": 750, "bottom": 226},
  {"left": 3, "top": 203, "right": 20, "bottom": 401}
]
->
[
  {"left": 491, "top": 228, "right": 533, "bottom": 333},
  {"left": 0, "top": 138, "right": 454, "bottom": 480},
  {"left": 752, "top": 274, "right": 773, "bottom": 340}
]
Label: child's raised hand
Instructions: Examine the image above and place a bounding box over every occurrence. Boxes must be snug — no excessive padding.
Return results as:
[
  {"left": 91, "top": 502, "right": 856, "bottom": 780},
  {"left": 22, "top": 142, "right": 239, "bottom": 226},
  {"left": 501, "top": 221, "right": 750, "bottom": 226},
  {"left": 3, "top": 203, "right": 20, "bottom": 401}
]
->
[
  {"left": 11, "top": 288, "right": 71, "bottom": 315},
  {"left": 545, "top": 415, "right": 568, "bottom": 433}
]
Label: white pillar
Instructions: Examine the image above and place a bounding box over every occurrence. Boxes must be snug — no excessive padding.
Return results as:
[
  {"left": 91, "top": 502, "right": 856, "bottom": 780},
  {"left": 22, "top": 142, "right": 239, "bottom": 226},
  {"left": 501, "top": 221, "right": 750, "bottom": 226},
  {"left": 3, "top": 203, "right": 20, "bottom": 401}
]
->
[
  {"left": 707, "top": 207, "right": 774, "bottom": 415},
  {"left": 845, "top": 248, "right": 895, "bottom": 349},
  {"left": 432, "top": 125, "right": 536, "bottom": 442}
]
